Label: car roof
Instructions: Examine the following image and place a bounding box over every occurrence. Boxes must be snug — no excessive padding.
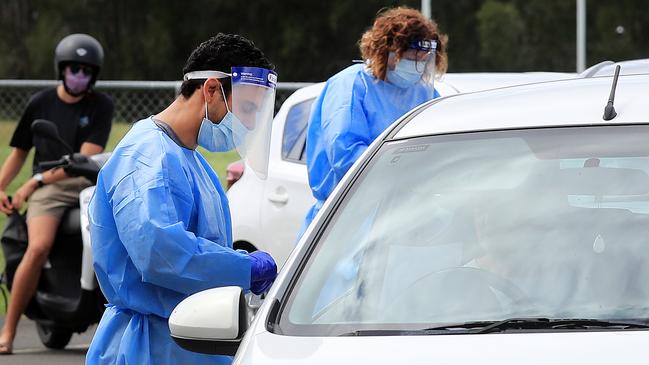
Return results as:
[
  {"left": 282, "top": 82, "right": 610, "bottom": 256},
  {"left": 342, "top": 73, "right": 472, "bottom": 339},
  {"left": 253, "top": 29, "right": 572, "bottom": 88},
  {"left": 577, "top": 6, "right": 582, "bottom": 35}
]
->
[
  {"left": 394, "top": 73, "right": 649, "bottom": 139},
  {"left": 580, "top": 58, "right": 649, "bottom": 77},
  {"left": 281, "top": 70, "right": 578, "bottom": 109},
  {"left": 281, "top": 72, "right": 575, "bottom": 102},
  {"left": 282, "top": 82, "right": 324, "bottom": 103},
  {"left": 440, "top": 72, "right": 575, "bottom": 93}
]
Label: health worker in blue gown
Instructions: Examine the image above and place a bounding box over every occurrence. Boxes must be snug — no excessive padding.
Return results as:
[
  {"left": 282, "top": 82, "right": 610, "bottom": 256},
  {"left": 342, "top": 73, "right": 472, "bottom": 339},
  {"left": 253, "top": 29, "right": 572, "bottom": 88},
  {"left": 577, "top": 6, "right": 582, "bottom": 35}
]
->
[
  {"left": 86, "top": 33, "right": 279, "bottom": 365},
  {"left": 299, "top": 7, "right": 449, "bottom": 237}
]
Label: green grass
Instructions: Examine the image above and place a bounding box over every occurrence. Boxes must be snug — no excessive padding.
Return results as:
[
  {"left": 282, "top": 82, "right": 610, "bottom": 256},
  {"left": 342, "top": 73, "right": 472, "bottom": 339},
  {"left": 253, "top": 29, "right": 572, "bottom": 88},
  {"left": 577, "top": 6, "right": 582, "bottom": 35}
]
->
[{"left": 0, "top": 120, "right": 239, "bottom": 314}]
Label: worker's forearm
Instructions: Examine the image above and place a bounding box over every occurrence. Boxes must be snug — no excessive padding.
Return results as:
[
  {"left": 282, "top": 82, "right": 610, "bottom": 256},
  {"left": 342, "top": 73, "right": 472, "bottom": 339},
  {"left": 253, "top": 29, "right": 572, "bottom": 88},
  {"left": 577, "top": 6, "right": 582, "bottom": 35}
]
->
[{"left": 0, "top": 148, "right": 28, "bottom": 190}]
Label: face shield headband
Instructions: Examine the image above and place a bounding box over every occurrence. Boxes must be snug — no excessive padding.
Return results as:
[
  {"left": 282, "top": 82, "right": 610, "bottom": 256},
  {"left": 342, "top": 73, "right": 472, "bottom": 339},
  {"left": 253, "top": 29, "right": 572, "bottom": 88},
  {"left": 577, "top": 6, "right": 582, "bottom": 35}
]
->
[
  {"left": 408, "top": 39, "right": 437, "bottom": 53},
  {"left": 407, "top": 39, "right": 438, "bottom": 76},
  {"left": 183, "top": 70, "right": 231, "bottom": 81},
  {"left": 183, "top": 67, "right": 278, "bottom": 179}
]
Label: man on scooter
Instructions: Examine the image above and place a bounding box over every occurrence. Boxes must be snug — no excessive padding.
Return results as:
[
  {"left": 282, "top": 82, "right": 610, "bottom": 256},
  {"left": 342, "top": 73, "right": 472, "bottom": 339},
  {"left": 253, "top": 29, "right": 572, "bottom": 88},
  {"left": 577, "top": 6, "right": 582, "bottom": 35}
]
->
[
  {"left": 87, "top": 33, "right": 277, "bottom": 365},
  {"left": 0, "top": 33, "right": 114, "bottom": 355}
]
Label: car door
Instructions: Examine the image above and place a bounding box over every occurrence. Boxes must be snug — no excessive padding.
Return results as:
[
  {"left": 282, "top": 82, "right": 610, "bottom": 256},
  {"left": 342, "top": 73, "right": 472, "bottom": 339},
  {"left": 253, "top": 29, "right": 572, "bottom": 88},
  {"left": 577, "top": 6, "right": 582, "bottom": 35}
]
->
[{"left": 260, "top": 97, "right": 316, "bottom": 266}]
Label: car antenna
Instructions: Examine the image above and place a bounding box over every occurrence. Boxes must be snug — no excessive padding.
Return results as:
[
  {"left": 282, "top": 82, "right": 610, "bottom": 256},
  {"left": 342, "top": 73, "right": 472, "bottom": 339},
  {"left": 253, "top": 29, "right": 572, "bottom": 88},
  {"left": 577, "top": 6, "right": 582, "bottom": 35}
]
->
[{"left": 602, "top": 65, "right": 621, "bottom": 121}]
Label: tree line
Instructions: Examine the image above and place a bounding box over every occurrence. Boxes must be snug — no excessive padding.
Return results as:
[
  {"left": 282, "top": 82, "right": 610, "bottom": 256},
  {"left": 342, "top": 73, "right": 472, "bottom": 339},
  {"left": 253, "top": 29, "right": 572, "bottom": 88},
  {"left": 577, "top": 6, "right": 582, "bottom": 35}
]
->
[{"left": 0, "top": 0, "right": 647, "bottom": 82}]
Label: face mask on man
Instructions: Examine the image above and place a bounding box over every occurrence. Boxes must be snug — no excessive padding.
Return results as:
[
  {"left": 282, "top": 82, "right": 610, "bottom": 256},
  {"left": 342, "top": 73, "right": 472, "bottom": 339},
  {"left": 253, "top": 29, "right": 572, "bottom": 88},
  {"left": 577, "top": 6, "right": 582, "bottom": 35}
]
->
[
  {"left": 197, "top": 85, "right": 245, "bottom": 152},
  {"left": 63, "top": 66, "right": 92, "bottom": 96},
  {"left": 386, "top": 53, "right": 425, "bottom": 89}
]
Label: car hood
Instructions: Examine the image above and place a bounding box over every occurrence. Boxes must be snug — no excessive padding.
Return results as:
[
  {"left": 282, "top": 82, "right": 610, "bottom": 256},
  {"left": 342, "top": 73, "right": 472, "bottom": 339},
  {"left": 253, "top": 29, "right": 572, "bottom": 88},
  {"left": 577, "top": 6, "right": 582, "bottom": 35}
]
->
[{"left": 234, "top": 329, "right": 649, "bottom": 364}]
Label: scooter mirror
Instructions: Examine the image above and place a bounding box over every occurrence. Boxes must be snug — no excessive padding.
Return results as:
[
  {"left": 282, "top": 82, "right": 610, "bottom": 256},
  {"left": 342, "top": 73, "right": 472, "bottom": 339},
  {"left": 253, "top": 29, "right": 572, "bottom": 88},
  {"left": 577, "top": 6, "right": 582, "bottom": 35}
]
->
[{"left": 31, "top": 119, "right": 73, "bottom": 154}]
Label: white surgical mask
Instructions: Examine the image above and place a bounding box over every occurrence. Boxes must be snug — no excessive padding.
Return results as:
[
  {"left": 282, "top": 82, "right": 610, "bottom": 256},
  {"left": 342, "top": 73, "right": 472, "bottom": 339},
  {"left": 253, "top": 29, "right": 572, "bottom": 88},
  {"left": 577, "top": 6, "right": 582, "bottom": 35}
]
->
[
  {"left": 196, "top": 86, "right": 244, "bottom": 152},
  {"left": 386, "top": 55, "right": 424, "bottom": 89}
]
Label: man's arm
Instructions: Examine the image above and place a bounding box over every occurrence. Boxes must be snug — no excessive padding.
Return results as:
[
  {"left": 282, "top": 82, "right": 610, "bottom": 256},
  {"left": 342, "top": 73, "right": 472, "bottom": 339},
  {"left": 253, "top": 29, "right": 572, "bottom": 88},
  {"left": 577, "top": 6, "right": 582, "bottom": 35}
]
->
[
  {"left": 35, "top": 141, "right": 104, "bottom": 186},
  {"left": 12, "top": 142, "right": 104, "bottom": 210},
  {"left": 93, "top": 169, "right": 253, "bottom": 295},
  {"left": 0, "top": 148, "right": 29, "bottom": 213}
]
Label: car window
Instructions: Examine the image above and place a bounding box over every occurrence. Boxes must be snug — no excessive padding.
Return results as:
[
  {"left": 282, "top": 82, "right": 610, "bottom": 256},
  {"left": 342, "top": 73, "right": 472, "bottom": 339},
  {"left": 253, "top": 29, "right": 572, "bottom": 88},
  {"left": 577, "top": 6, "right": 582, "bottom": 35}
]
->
[
  {"left": 277, "top": 125, "right": 649, "bottom": 336},
  {"left": 282, "top": 98, "right": 315, "bottom": 163}
]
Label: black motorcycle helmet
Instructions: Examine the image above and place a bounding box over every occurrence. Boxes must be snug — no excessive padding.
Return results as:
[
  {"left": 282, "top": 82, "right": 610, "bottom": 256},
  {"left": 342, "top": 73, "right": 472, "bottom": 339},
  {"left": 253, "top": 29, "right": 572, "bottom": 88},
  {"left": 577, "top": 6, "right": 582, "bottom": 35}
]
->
[{"left": 54, "top": 33, "right": 104, "bottom": 91}]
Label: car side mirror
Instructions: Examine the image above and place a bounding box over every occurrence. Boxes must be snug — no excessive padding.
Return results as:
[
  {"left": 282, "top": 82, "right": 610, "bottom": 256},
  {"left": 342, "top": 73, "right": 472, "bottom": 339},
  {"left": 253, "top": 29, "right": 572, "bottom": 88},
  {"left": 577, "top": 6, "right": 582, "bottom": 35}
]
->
[{"left": 169, "top": 286, "right": 249, "bottom": 356}]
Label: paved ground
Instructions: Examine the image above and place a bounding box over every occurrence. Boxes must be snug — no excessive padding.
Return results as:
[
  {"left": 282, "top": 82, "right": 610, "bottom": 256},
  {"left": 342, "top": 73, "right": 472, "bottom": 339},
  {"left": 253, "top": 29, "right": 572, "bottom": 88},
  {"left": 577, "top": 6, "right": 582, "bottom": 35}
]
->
[{"left": 0, "top": 317, "right": 96, "bottom": 364}]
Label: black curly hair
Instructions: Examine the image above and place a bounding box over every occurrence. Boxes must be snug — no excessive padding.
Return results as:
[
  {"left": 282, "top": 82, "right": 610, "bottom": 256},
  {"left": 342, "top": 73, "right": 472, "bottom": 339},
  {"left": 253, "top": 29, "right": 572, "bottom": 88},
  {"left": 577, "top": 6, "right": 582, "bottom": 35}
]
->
[{"left": 180, "top": 33, "right": 274, "bottom": 98}]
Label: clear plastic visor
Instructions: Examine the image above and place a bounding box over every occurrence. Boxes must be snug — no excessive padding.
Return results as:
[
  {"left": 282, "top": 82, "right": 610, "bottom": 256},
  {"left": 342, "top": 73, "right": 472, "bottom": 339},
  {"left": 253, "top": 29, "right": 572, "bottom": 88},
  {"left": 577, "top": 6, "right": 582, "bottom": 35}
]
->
[
  {"left": 231, "top": 78, "right": 277, "bottom": 179},
  {"left": 389, "top": 39, "right": 438, "bottom": 77},
  {"left": 183, "top": 67, "right": 278, "bottom": 179}
]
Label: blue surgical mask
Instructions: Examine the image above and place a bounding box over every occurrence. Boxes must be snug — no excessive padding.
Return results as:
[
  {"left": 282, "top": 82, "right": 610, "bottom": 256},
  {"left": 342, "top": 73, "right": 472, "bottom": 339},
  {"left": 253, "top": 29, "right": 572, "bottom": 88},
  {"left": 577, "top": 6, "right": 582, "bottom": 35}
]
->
[
  {"left": 386, "top": 57, "right": 424, "bottom": 89},
  {"left": 197, "top": 86, "right": 244, "bottom": 152}
]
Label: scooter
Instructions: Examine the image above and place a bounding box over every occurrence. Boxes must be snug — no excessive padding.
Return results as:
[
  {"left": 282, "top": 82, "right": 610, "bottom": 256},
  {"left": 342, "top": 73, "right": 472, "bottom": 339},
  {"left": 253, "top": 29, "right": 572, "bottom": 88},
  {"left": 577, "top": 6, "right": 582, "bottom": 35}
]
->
[{"left": 1, "top": 119, "right": 109, "bottom": 349}]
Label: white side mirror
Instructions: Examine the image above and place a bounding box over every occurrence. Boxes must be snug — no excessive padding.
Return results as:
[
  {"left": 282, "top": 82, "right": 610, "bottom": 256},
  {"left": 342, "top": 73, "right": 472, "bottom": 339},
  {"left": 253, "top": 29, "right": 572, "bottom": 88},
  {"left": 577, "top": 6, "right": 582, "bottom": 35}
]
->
[{"left": 169, "top": 286, "right": 248, "bottom": 355}]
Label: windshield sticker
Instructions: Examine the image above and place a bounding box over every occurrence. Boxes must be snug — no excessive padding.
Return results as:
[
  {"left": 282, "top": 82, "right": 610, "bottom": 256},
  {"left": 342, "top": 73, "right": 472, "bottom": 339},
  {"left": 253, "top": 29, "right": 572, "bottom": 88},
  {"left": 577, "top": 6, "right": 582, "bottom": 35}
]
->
[{"left": 393, "top": 144, "right": 429, "bottom": 154}]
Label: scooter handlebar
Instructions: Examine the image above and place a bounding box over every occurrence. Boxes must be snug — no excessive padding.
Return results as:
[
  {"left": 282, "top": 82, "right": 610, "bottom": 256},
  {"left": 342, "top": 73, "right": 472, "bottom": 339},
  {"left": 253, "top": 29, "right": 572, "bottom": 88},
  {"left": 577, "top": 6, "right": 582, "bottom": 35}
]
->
[
  {"left": 37, "top": 154, "right": 101, "bottom": 183},
  {"left": 38, "top": 157, "right": 69, "bottom": 170}
]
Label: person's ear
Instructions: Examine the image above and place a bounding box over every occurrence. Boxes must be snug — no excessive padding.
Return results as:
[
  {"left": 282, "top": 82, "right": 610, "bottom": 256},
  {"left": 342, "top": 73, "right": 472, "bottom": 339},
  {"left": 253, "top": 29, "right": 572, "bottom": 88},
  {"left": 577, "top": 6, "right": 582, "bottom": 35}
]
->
[
  {"left": 386, "top": 51, "right": 398, "bottom": 71},
  {"left": 202, "top": 78, "right": 222, "bottom": 104}
]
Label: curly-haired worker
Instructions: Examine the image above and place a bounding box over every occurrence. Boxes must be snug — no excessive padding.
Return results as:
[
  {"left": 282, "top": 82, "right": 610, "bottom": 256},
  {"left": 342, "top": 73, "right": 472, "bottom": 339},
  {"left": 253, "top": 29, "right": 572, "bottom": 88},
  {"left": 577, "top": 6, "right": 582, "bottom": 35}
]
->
[
  {"left": 86, "top": 33, "right": 278, "bottom": 365},
  {"left": 299, "top": 7, "right": 448, "bottom": 235}
]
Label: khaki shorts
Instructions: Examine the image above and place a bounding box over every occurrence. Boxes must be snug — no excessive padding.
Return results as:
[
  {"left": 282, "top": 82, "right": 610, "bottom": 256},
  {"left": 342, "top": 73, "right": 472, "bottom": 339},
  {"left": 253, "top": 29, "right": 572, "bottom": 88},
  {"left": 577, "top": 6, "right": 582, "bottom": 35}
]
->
[{"left": 27, "top": 177, "right": 92, "bottom": 221}]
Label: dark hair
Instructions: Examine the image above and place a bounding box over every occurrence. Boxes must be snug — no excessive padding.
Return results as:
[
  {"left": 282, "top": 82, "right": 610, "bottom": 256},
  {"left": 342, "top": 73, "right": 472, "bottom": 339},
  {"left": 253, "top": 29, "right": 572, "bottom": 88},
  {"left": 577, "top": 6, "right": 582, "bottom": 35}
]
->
[{"left": 180, "top": 33, "right": 274, "bottom": 99}]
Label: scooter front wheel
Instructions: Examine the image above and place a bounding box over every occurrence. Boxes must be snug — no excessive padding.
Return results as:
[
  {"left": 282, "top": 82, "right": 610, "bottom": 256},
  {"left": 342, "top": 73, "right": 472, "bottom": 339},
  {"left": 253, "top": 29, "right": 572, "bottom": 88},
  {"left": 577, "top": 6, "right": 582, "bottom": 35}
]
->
[{"left": 36, "top": 322, "right": 73, "bottom": 349}]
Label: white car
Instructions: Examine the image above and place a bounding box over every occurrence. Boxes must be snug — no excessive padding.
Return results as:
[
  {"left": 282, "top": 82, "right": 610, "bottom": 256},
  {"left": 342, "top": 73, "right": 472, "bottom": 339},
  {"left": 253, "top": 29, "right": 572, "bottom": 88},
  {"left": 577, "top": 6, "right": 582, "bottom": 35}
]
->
[
  {"left": 580, "top": 58, "right": 649, "bottom": 77},
  {"left": 226, "top": 83, "right": 322, "bottom": 264},
  {"left": 171, "top": 70, "right": 649, "bottom": 364},
  {"left": 227, "top": 72, "right": 574, "bottom": 265}
]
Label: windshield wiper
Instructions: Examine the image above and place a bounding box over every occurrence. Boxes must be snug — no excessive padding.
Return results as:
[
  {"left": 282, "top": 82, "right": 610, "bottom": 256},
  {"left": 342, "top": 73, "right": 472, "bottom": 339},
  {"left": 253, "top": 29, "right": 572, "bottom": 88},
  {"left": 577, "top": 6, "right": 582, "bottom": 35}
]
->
[
  {"left": 339, "top": 319, "right": 548, "bottom": 336},
  {"left": 340, "top": 329, "right": 417, "bottom": 336},
  {"left": 416, "top": 318, "right": 550, "bottom": 333},
  {"left": 338, "top": 317, "right": 649, "bottom": 336},
  {"left": 472, "top": 317, "right": 649, "bottom": 334}
]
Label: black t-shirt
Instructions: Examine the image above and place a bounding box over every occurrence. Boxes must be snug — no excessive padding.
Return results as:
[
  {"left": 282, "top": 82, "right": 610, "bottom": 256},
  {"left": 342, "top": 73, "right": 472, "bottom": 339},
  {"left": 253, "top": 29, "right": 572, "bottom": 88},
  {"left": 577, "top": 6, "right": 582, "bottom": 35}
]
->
[{"left": 10, "top": 88, "right": 114, "bottom": 173}]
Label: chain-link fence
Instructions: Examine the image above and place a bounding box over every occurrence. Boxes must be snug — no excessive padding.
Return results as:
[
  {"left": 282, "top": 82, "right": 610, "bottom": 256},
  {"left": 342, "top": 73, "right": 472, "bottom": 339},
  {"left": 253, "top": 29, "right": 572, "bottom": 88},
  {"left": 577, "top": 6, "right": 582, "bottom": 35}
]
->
[{"left": 0, "top": 80, "right": 313, "bottom": 137}]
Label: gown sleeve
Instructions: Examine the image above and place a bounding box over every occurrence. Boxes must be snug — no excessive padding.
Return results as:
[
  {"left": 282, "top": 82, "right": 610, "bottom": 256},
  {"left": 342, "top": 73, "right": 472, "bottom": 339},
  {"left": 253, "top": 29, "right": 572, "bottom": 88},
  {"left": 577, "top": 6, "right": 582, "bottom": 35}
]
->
[
  {"left": 318, "top": 77, "right": 371, "bottom": 184},
  {"left": 109, "top": 154, "right": 252, "bottom": 295}
]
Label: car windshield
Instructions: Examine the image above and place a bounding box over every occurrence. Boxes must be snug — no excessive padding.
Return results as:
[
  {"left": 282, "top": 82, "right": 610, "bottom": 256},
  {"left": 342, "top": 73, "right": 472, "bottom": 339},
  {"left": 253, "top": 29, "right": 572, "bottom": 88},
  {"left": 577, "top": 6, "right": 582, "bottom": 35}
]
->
[{"left": 277, "top": 125, "right": 649, "bottom": 336}]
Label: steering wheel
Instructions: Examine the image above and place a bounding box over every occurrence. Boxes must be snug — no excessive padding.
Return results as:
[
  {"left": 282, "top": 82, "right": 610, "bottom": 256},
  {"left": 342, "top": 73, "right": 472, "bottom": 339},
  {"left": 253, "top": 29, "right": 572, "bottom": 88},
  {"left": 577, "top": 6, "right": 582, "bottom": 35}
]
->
[{"left": 384, "top": 266, "right": 537, "bottom": 322}]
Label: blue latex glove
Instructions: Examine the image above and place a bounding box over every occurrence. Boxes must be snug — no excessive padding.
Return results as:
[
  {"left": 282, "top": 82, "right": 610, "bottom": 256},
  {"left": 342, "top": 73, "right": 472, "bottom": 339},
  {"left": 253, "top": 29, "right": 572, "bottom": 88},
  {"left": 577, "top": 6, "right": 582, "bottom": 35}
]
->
[{"left": 249, "top": 251, "right": 278, "bottom": 295}]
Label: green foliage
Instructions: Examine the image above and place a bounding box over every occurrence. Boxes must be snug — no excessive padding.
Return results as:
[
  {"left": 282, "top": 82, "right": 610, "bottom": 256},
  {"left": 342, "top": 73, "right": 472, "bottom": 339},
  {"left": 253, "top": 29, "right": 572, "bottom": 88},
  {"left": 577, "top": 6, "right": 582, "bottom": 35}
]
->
[
  {"left": 0, "top": 1, "right": 648, "bottom": 78},
  {"left": 477, "top": 1, "right": 525, "bottom": 70},
  {"left": 512, "top": 0, "right": 577, "bottom": 71},
  {"left": 589, "top": 0, "right": 648, "bottom": 64}
]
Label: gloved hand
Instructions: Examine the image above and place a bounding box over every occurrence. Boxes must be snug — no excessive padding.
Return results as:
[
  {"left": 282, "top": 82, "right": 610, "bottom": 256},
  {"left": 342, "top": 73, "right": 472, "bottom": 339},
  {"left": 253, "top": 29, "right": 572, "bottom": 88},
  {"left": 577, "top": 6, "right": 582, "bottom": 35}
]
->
[{"left": 248, "top": 251, "right": 278, "bottom": 295}]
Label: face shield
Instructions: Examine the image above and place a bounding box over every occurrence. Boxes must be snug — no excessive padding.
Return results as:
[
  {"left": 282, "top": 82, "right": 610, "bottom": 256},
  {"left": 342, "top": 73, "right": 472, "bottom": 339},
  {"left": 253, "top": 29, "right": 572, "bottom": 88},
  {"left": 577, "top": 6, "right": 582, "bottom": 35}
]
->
[
  {"left": 183, "top": 67, "right": 278, "bottom": 179},
  {"left": 388, "top": 39, "right": 438, "bottom": 86},
  {"left": 409, "top": 39, "right": 437, "bottom": 73},
  {"left": 230, "top": 67, "right": 278, "bottom": 179}
]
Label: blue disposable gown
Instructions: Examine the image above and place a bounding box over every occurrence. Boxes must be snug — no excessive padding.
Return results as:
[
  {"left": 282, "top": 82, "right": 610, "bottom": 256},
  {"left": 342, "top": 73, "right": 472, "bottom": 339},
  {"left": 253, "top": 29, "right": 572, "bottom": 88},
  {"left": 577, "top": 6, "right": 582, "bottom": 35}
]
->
[
  {"left": 300, "top": 64, "right": 439, "bottom": 235},
  {"left": 86, "top": 118, "right": 252, "bottom": 365}
]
